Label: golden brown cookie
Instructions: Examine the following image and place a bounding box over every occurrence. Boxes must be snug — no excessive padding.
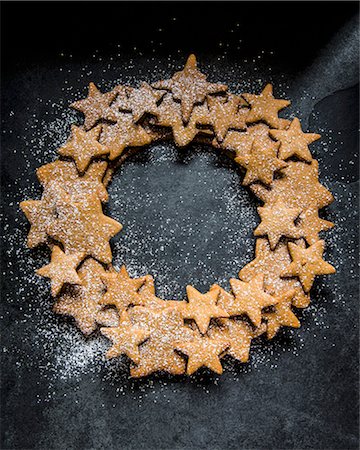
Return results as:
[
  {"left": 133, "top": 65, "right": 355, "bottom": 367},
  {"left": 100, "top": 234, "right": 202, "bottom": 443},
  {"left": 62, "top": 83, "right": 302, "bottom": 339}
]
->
[
  {"left": 242, "top": 84, "right": 290, "bottom": 129},
  {"left": 254, "top": 199, "right": 302, "bottom": 249},
  {"left": 235, "top": 140, "right": 287, "bottom": 186},
  {"left": 175, "top": 330, "right": 229, "bottom": 375},
  {"left": 281, "top": 240, "right": 336, "bottom": 293},
  {"left": 36, "top": 246, "right": 84, "bottom": 296},
  {"left": 129, "top": 306, "right": 193, "bottom": 377},
  {"left": 114, "top": 82, "right": 166, "bottom": 123},
  {"left": 153, "top": 54, "right": 227, "bottom": 123},
  {"left": 37, "top": 160, "right": 109, "bottom": 203},
  {"left": 20, "top": 183, "right": 67, "bottom": 248},
  {"left": 58, "top": 125, "right": 109, "bottom": 174},
  {"left": 298, "top": 207, "right": 334, "bottom": 246},
  {"left": 53, "top": 258, "right": 119, "bottom": 335},
  {"left": 228, "top": 274, "right": 278, "bottom": 327},
  {"left": 101, "top": 310, "right": 150, "bottom": 363},
  {"left": 47, "top": 194, "right": 122, "bottom": 264},
  {"left": 269, "top": 118, "right": 320, "bottom": 162},
  {"left": 182, "top": 285, "right": 229, "bottom": 334},
  {"left": 99, "top": 266, "right": 146, "bottom": 314},
  {"left": 239, "top": 238, "right": 310, "bottom": 308},
  {"left": 263, "top": 289, "right": 300, "bottom": 339},
  {"left": 71, "top": 82, "right": 118, "bottom": 130},
  {"left": 100, "top": 112, "right": 152, "bottom": 160}
]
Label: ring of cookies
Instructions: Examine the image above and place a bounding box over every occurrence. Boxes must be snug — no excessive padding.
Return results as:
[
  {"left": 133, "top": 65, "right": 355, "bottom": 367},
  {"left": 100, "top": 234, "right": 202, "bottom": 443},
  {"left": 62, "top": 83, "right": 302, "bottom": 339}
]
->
[{"left": 21, "top": 55, "right": 336, "bottom": 377}]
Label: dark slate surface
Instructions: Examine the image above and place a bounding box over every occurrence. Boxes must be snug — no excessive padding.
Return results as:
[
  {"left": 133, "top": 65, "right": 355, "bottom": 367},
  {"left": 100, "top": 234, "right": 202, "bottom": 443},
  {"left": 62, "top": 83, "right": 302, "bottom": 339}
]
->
[{"left": 1, "top": 3, "right": 359, "bottom": 449}]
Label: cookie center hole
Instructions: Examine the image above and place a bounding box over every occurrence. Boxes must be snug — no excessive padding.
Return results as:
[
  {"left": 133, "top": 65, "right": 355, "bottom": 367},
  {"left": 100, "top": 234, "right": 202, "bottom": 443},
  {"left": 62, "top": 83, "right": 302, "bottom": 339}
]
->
[{"left": 106, "top": 142, "right": 259, "bottom": 300}]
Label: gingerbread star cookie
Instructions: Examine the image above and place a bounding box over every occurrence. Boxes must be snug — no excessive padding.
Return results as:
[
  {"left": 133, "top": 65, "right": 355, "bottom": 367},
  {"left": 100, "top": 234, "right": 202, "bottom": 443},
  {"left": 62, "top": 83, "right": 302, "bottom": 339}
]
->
[
  {"left": 37, "top": 160, "right": 109, "bottom": 203},
  {"left": 36, "top": 246, "right": 84, "bottom": 296},
  {"left": 58, "top": 125, "right": 109, "bottom": 174},
  {"left": 235, "top": 140, "right": 287, "bottom": 186},
  {"left": 114, "top": 82, "right": 166, "bottom": 122},
  {"left": 101, "top": 311, "right": 150, "bottom": 363},
  {"left": 242, "top": 84, "right": 290, "bottom": 129},
  {"left": 199, "top": 94, "right": 248, "bottom": 142},
  {"left": 228, "top": 274, "right": 278, "bottom": 327},
  {"left": 99, "top": 265, "right": 146, "bottom": 315},
  {"left": 209, "top": 316, "right": 266, "bottom": 363},
  {"left": 251, "top": 160, "right": 334, "bottom": 210},
  {"left": 20, "top": 183, "right": 67, "bottom": 248},
  {"left": 175, "top": 330, "right": 229, "bottom": 375},
  {"left": 281, "top": 240, "right": 335, "bottom": 293},
  {"left": 263, "top": 289, "right": 300, "bottom": 339},
  {"left": 129, "top": 307, "right": 193, "bottom": 377},
  {"left": 71, "top": 82, "right": 118, "bottom": 130},
  {"left": 298, "top": 207, "right": 334, "bottom": 246},
  {"left": 53, "top": 259, "right": 119, "bottom": 335},
  {"left": 270, "top": 118, "right": 320, "bottom": 162},
  {"left": 153, "top": 54, "right": 227, "bottom": 123},
  {"left": 182, "top": 285, "right": 228, "bottom": 334},
  {"left": 100, "top": 112, "right": 152, "bottom": 160},
  {"left": 254, "top": 199, "right": 302, "bottom": 249},
  {"left": 239, "top": 238, "right": 310, "bottom": 308},
  {"left": 47, "top": 194, "right": 122, "bottom": 263}
]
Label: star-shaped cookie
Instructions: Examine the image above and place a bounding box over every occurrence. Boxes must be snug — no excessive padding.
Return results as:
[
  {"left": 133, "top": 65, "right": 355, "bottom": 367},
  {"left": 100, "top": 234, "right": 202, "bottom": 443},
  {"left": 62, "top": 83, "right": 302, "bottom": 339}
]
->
[
  {"left": 263, "top": 290, "right": 300, "bottom": 339},
  {"left": 101, "top": 311, "right": 150, "bottom": 364},
  {"left": 100, "top": 113, "right": 152, "bottom": 160},
  {"left": 242, "top": 84, "right": 290, "bottom": 129},
  {"left": 183, "top": 285, "right": 229, "bottom": 334},
  {"left": 53, "top": 259, "right": 119, "bottom": 335},
  {"left": 36, "top": 246, "right": 84, "bottom": 296},
  {"left": 281, "top": 240, "right": 335, "bottom": 293},
  {"left": 250, "top": 160, "right": 334, "bottom": 210},
  {"left": 199, "top": 94, "right": 248, "bottom": 142},
  {"left": 47, "top": 194, "right": 122, "bottom": 263},
  {"left": 71, "top": 82, "right": 118, "bottom": 130},
  {"left": 175, "top": 331, "right": 229, "bottom": 375},
  {"left": 129, "top": 306, "right": 193, "bottom": 377},
  {"left": 154, "top": 94, "right": 211, "bottom": 146},
  {"left": 229, "top": 274, "right": 278, "bottom": 327},
  {"left": 153, "top": 54, "right": 227, "bottom": 123},
  {"left": 254, "top": 199, "right": 302, "bottom": 249},
  {"left": 269, "top": 118, "right": 320, "bottom": 162},
  {"left": 239, "top": 238, "right": 310, "bottom": 309},
  {"left": 209, "top": 316, "right": 266, "bottom": 363},
  {"left": 99, "top": 265, "right": 146, "bottom": 315},
  {"left": 298, "top": 207, "right": 334, "bottom": 245},
  {"left": 235, "top": 140, "right": 287, "bottom": 186},
  {"left": 37, "top": 160, "right": 109, "bottom": 203},
  {"left": 58, "top": 125, "right": 109, "bottom": 174},
  {"left": 20, "top": 183, "right": 67, "bottom": 248},
  {"left": 114, "top": 82, "right": 166, "bottom": 122}
]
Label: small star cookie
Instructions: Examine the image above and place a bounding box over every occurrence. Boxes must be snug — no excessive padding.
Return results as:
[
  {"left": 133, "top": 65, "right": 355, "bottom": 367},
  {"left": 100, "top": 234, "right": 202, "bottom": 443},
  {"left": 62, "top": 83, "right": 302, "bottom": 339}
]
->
[
  {"left": 101, "top": 311, "right": 150, "bottom": 364},
  {"left": 254, "top": 199, "right": 302, "bottom": 249},
  {"left": 53, "top": 259, "right": 119, "bottom": 335},
  {"left": 176, "top": 330, "right": 229, "bottom": 375},
  {"left": 99, "top": 266, "right": 146, "bottom": 315},
  {"left": 270, "top": 118, "right": 320, "bottom": 162},
  {"left": 235, "top": 140, "right": 287, "bottom": 186},
  {"left": 263, "top": 290, "right": 300, "bottom": 339},
  {"left": 281, "top": 240, "right": 335, "bottom": 293},
  {"left": 71, "top": 82, "right": 118, "bottom": 130},
  {"left": 229, "top": 274, "right": 278, "bottom": 327},
  {"left": 183, "top": 285, "right": 229, "bottom": 334},
  {"left": 242, "top": 84, "right": 290, "bottom": 129},
  {"left": 153, "top": 54, "right": 227, "bottom": 123},
  {"left": 298, "top": 207, "right": 334, "bottom": 245},
  {"left": 47, "top": 194, "right": 122, "bottom": 264},
  {"left": 36, "top": 246, "right": 84, "bottom": 296},
  {"left": 58, "top": 125, "right": 109, "bottom": 174}
]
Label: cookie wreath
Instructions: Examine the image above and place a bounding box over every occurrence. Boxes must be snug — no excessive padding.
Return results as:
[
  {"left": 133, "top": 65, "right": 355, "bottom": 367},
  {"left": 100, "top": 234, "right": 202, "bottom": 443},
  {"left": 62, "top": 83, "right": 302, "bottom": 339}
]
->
[{"left": 20, "top": 55, "right": 336, "bottom": 378}]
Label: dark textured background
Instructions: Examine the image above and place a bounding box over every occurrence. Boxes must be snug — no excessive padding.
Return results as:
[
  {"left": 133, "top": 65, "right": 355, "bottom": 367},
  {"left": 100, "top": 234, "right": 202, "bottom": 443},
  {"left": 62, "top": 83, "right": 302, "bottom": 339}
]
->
[{"left": 1, "top": 2, "right": 359, "bottom": 449}]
